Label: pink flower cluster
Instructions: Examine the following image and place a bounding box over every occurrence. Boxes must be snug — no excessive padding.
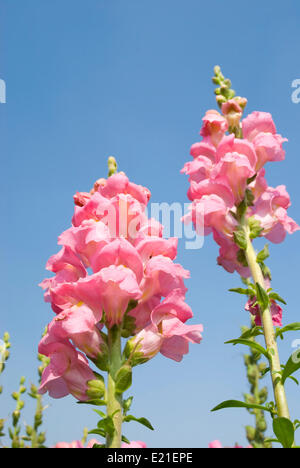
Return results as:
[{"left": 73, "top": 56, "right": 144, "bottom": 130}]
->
[
  {"left": 39, "top": 172, "right": 203, "bottom": 400},
  {"left": 182, "top": 107, "right": 299, "bottom": 277}
]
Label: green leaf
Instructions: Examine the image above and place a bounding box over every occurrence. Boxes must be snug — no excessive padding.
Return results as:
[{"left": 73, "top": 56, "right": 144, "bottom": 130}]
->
[
  {"left": 97, "top": 416, "right": 115, "bottom": 439},
  {"left": 257, "top": 244, "right": 270, "bottom": 263},
  {"left": 225, "top": 339, "right": 269, "bottom": 359},
  {"left": 229, "top": 288, "right": 254, "bottom": 296},
  {"left": 248, "top": 217, "right": 263, "bottom": 239},
  {"left": 211, "top": 399, "right": 271, "bottom": 413},
  {"left": 115, "top": 365, "right": 132, "bottom": 394},
  {"left": 233, "top": 229, "right": 247, "bottom": 250},
  {"left": 281, "top": 351, "right": 300, "bottom": 385},
  {"left": 255, "top": 283, "right": 270, "bottom": 311},
  {"left": 239, "top": 327, "right": 264, "bottom": 340},
  {"left": 77, "top": 399, "right": 106, "bottom": 406},
  {"left": 123, "top": 396, "right": 133, "bottom": 415},
  {"left": 273, "top": 417, "right": 295, "bottom": 448},
  {"left": 123, "top": 415, "right": 154, "bottom": 431},
  {"left": 287, "top": 375, "right": 299, "bottom": 386},
  {"left": 268, "top": 292, "right": 287, "bottom": 305},
  {"left": 122, "top": 435, "right": 131, "bottom": 444},
  {"left": 276, "top": 323, "right": 300, "bottom": 339},
  {"left": 93, "top": 409, "right": 106, "bottom": 418},
  {"left": 88, "top": 428, "right": 106, "bottom": 438}
]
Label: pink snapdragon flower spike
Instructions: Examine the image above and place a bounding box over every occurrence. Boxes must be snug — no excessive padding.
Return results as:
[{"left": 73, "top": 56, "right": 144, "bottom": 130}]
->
[
  {"left": 40, "top": 158, "right": 202, "bottom": 447},
  {"left": 182, "top": 99, "right": 299, "bottom": 277},
  {"left": 183, "top": 68, "right": 300, "bottom": 447}
]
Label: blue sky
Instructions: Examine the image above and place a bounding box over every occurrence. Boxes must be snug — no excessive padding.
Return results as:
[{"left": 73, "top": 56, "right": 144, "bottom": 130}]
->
[{"left": 1, "top": 0, "right": 300, "bottom": 448}]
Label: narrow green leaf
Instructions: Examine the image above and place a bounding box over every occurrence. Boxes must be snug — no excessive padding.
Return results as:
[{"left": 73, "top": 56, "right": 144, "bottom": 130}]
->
[
  {"left": 77, "top": 399, "right": 106, "bottom": 406},
  {"left": 229, "top": 288, "right": 254, "bottom": 296},
  {"left": 255, "top": 283, "right": 270, "bottom": 311},
  {"left": 257, "top": 244, "right": 270, "bottom": 263},
  {"left": 225, "top": 338, "right": 269, "bottom": 359},
  {"left": 211, "top": 399, "right": 271, "bottom": 413},
  {"left": 123, "top": 396, "right": 134, "bottom": 415},
  {"left": 88, "top": 428, "right": 106, "bottom": 438},
  {"left": 239, "top": 327, "right": 264, "bottom": 340},
  {"left": 269, "top": 292, "right": 287, "bottom": 305},
  {"left": 273, "top": 418, "right": 295, "bottom": 448},
  {"left": 276, "top": 323, "right": 300, "bottom": 339},
  {"left": 97, "top": 416, "right": 115, "bottom": 439},
  {"left": 123, "top": 415, "right": 154, "bottom": 431},
  {"left": 282, "top": 351, "right": 300, "bottom": 385}
]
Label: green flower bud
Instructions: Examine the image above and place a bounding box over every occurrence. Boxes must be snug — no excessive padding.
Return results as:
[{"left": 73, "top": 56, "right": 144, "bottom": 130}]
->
[
  {"left": 87, "top": 378, "right": 106, "bottom": 399},
  {"left": 37, "top": 432, "right": 46, "bottom": 444},
  {"left": 12, "top": 410, "right": 20, "bottom": 426},
  {"left": 257, "top": 419, "right": 267, "bottom": 432},
  {"left": 26, "top": 425, "right": 33, "bottom": 436},
  {"left": 246, "top": 425, "right": 256, "bottom": 441}
]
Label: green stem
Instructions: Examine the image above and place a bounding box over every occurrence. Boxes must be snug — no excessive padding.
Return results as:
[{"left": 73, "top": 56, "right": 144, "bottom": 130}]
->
[
  {"left": 106, "top": 327, "right": 123, "bottom": 448},
  {"left": 243, "top": 222, "right": 291, "bottom": 420}
]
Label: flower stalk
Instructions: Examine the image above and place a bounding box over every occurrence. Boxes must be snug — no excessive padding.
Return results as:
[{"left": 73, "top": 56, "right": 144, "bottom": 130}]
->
[
  {"left": 243, "top": 220, "right": 291, "bottom": 421},
  {"left": 106, "top": 326, "right": 123, "bottom": 448}
]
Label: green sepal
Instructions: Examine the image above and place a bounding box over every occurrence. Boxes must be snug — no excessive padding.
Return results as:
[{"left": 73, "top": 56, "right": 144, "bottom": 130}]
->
[{"left": 115, "top": 365, "right": 132, "bottom": 394}]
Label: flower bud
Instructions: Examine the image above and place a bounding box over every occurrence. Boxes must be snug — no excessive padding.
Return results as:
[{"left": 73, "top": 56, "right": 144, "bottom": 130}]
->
[
  {"left": 38, "top": 432, "right": 46, "bottom": 444},
  {"left": 12, "top": 410, "right": 20, "bottom": 426},
  {"left": 26, "top": 425, "right": 33, "bottom": 436},
  {"left": 246, "top": 426, "right": 256, "bottom": 441},
  {"left": 87, "top": 377, "right": 106, "bottom": 399}
]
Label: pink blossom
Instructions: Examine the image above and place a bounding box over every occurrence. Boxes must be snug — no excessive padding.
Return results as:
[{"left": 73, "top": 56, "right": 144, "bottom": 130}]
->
[
  {"left": 136, "top": 237, "right": 178, "bottom": 263},
  {"left": 242, "top": 111, "right": 287, "bottom": 170},
  {"left": 53, "top": 265, "right": 142, "bottom": 326},
  {"left": 209, "top": 440, "right": 252, "bottom": 448},
  {"left": 252, "top": 186, "right": 299, "bottom": 243},
  {"left": 55, "top": 439, "right": 99, "bottom": 448},
  {"left": 200, "top": 110, "right": 228, "bottom": 147},
  {"left": 142, "top": 255, "right": 190, "bottom": 301},
  {"left": 90, "top": 237, "right": 144, "bottom": 282},
  {"left": 46, "top": 304, "right": 104, "bottom": 359},
  {"left": 211, "top": 152, "right": 255, "bottom": 204},
  {"left": 181, "top": 156, "right": 213, "bottom": 184},
  {"left": 184, "top": 195, "right": 236, "bottom": 237},
  {"left": 242, "top": 111, "right": 277, "bottom": 141},
  {"left": 213, "top": 230, "right": 250, "bottom": 278},
  {"left": 245, "top": 297, "right": 283, "bottom": 327},
  {"left": 216, "top": 134, "right": 257, "bottom": 168},
  {"left": 130, "top": 292, "right": 203, "bottom": 362},
  {"left": 39, "top": 339, "right": 95, "bottom": 401},
  {"left": 94, "top": 172, "right": 151, "bottom": 206},
  {"left": 58, "top": 220, "right": 110, "bottom": 268},
  {"left": 122, "top": 441, "right": 147, "bottom": 448}
]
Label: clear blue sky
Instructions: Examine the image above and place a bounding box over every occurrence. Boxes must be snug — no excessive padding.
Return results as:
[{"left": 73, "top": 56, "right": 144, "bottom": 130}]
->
[{"left": 1, "top": 0, "right": 300, "bottom": 448}]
